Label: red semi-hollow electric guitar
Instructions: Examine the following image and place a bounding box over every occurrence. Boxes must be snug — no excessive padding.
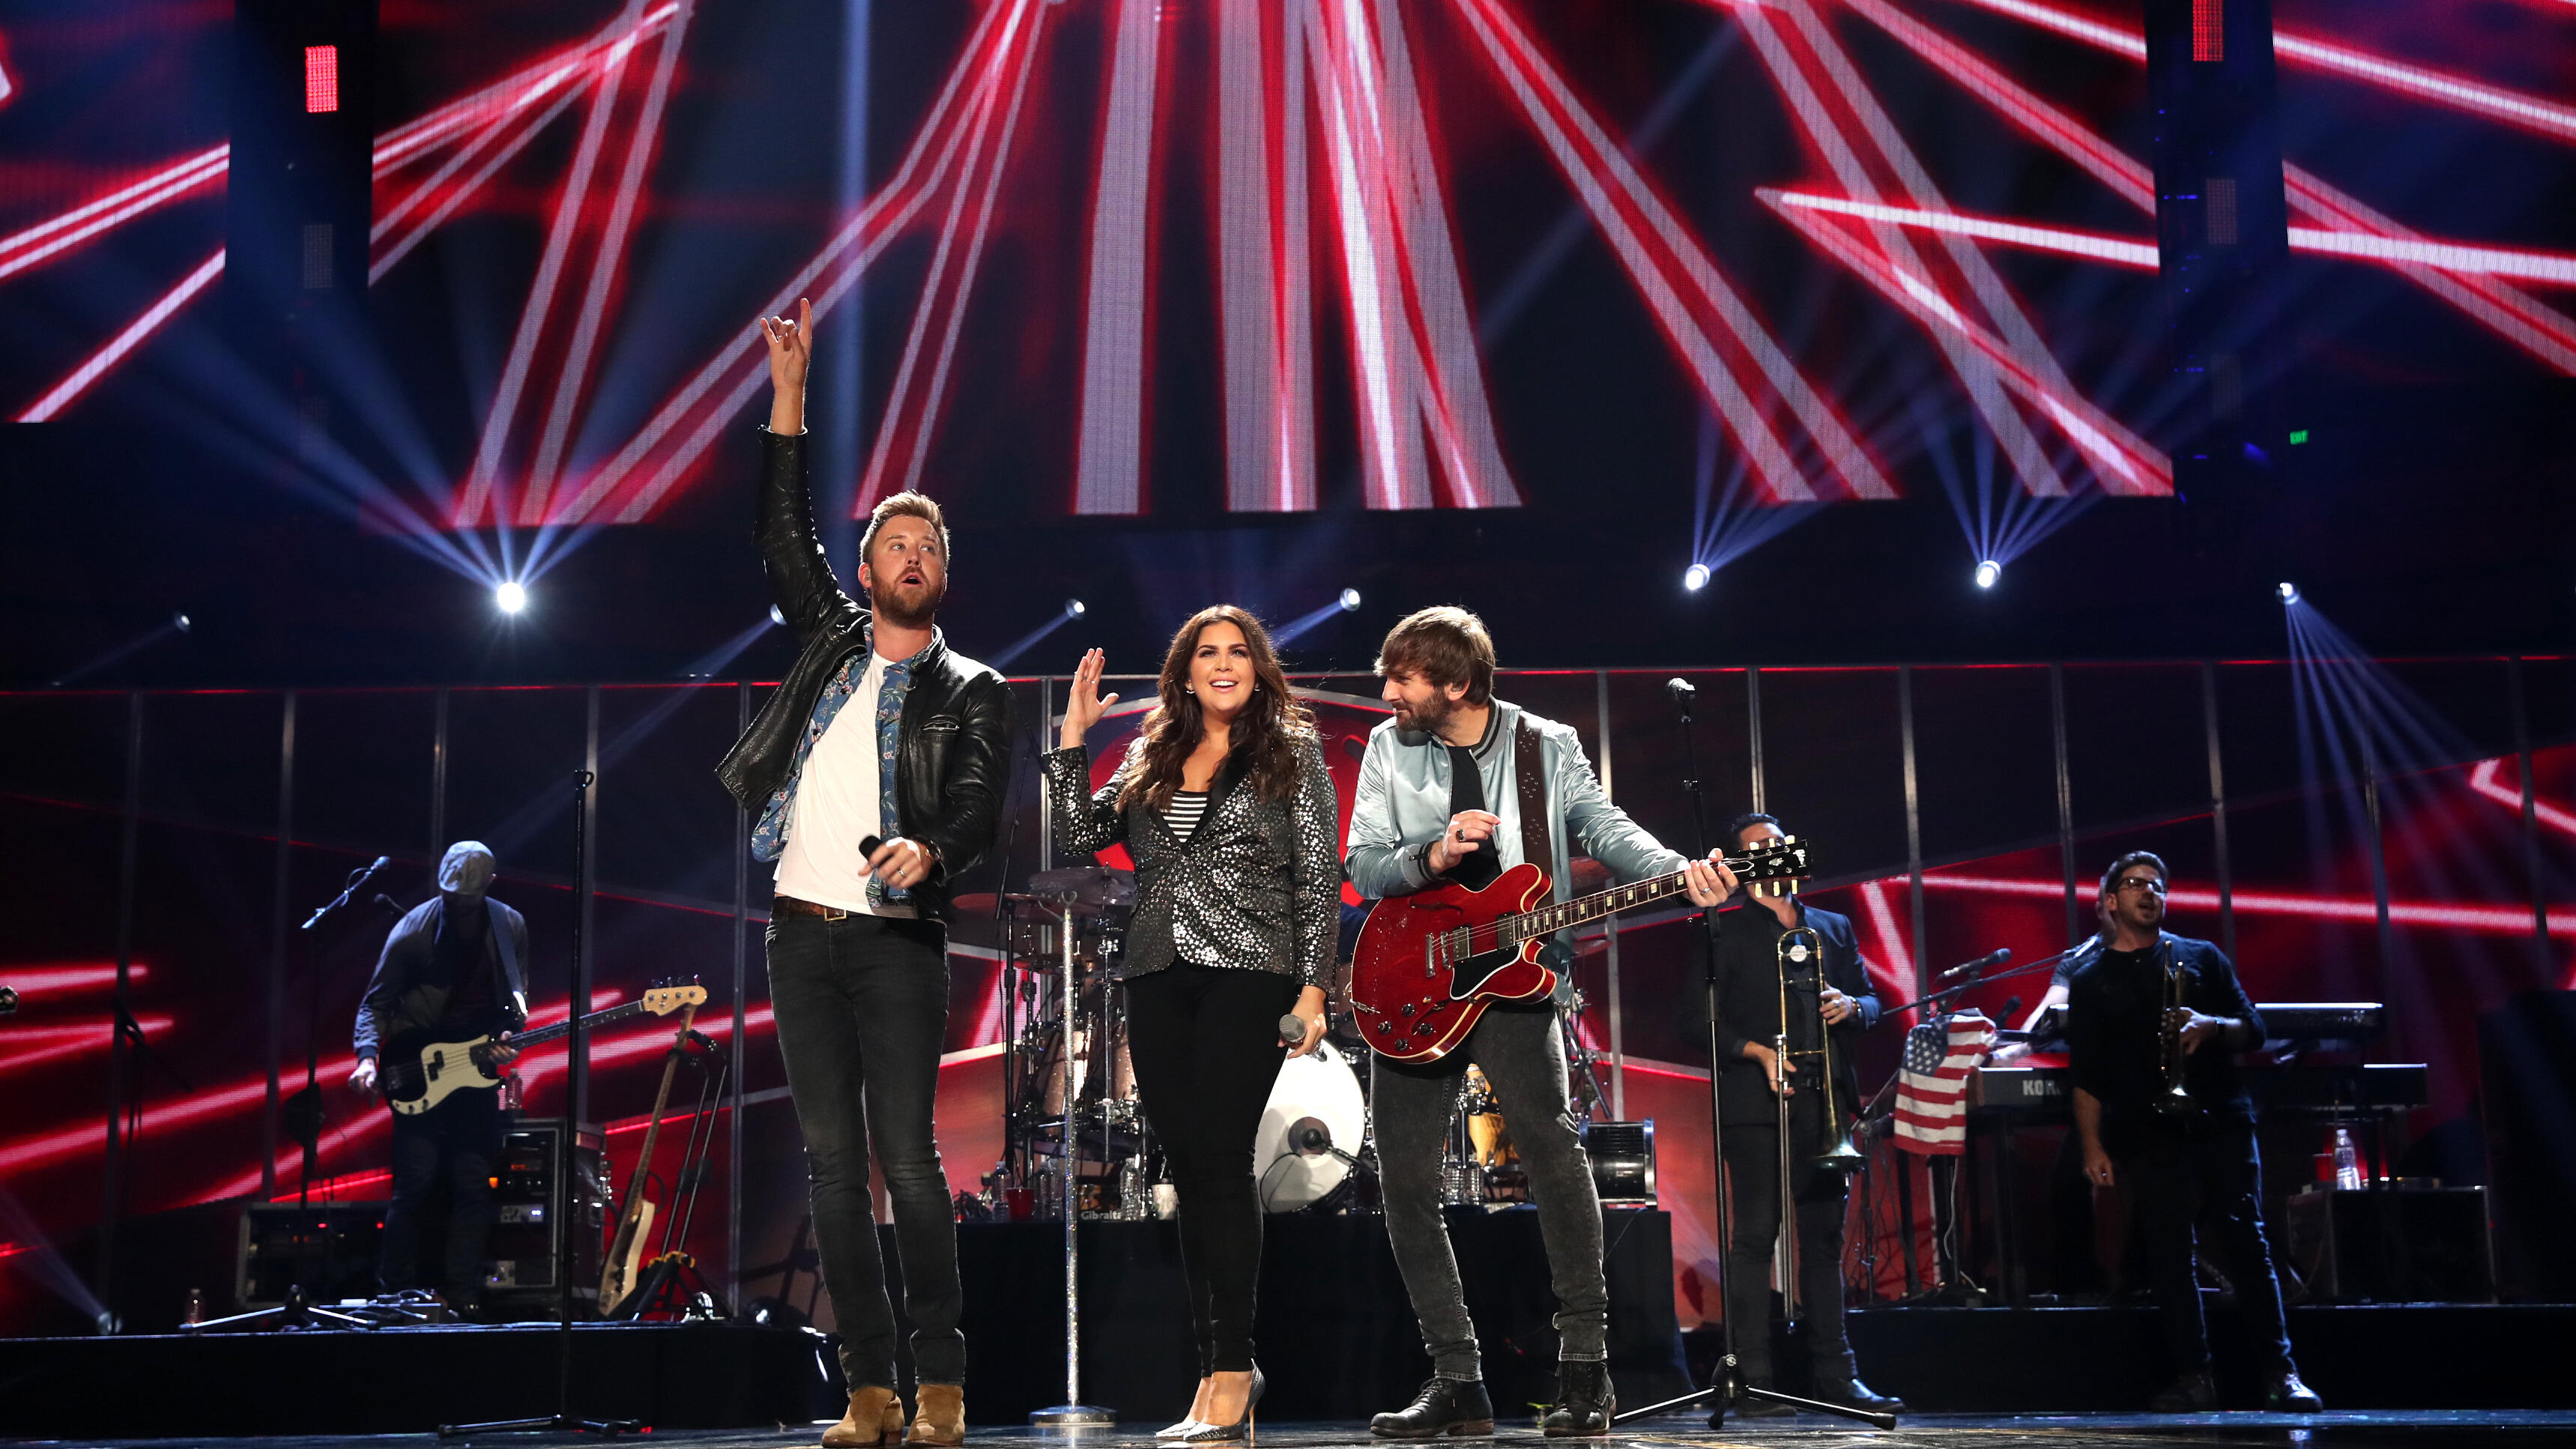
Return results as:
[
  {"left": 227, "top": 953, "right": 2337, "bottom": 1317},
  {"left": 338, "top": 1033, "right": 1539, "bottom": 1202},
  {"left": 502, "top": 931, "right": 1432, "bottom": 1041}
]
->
[{"left": 1349, "top": 835, "right": 1814, "bottom": 1062}]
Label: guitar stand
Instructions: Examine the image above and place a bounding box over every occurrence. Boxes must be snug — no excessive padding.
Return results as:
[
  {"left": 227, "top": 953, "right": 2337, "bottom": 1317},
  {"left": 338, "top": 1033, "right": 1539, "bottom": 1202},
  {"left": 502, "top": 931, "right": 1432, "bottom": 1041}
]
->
[
  {"left": 1611, "top": 683, "right": 1896, "bottom": 1433},
  {"left": 611, "top": 1251, "right": 728, "bottom": 1322}
]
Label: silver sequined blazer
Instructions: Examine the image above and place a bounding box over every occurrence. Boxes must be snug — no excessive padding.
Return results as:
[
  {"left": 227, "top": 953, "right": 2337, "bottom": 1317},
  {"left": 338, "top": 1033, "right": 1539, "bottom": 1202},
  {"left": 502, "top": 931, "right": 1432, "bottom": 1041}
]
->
[{"left": 1043, "top": 736, "right": 1340, "bottom": 987}]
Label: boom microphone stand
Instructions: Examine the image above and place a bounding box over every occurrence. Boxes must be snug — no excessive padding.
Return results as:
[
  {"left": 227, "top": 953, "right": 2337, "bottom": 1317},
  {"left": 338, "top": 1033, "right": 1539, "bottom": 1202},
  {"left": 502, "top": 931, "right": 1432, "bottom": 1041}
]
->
[{"left": 1612, "top": 680, "right": 1893, "bottom": 1431}]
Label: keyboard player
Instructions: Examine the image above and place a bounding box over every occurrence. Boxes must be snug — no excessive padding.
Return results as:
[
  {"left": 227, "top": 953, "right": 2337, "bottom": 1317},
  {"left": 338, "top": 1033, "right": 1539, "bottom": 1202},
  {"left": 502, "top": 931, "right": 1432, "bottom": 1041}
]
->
[{"left": 2062, "top": 850, "right": 2323, "bottom": 1415}]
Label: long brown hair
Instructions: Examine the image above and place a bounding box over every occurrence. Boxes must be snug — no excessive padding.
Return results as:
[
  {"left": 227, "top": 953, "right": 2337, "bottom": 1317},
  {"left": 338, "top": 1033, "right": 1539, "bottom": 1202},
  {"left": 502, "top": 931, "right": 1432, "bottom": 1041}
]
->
[{"left": 1119, "top": 605, "right": 1314, "bottom": 811}]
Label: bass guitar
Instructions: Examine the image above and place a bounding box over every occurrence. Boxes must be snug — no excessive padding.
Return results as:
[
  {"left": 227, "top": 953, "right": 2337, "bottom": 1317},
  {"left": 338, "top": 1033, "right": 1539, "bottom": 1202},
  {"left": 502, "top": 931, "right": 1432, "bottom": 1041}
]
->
[
  {"left": 379, "top": 981, "right": 707, "bottom": 1116},
  {"left": 599, "top": 992, "right": 705, "bottom": 1315},
  {"left": 1350, "top": 835, "right": 1812, "bottom": 1063}
]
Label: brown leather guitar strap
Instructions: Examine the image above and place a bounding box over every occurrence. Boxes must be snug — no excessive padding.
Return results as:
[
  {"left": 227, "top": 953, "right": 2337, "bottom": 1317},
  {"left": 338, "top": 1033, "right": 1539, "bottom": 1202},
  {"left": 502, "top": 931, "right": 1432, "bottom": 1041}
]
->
[{"left": 1514, "top": 717, "right": 1551, "bottom": 878}]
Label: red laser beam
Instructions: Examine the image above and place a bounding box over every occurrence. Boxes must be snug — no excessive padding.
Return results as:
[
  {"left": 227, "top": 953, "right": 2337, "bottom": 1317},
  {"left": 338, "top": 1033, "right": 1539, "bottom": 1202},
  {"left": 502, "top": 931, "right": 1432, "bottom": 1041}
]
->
[
  {"left": 1855, "top": 0, "right": 2576, "bottom": 375},
  {"left": 1452, "top": 0, "right": 1890, "bottom": 502},
  {"left": 0, "top": 964, "right": 153, "bottom": 998}
]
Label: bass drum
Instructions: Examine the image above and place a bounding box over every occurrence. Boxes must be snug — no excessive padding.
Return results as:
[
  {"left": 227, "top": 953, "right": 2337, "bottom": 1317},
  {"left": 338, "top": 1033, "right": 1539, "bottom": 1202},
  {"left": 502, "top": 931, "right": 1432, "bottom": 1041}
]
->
[{"left": 1255, "top": 1040, "right": 1367, "bottom": 1212}]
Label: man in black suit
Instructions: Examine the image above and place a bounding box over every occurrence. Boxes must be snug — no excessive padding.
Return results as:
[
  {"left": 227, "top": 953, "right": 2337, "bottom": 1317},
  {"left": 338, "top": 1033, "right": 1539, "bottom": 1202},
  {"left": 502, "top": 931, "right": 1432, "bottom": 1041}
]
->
[{"left": 1698, "top": 813, "right": 1900, "bottom": 1415}]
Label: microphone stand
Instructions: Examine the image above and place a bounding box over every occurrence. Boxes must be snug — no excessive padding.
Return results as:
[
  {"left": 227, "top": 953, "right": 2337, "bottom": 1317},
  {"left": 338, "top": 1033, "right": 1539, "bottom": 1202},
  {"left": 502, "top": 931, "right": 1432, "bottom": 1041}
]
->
[
  {"left": 1614, "top": 683, "right": 1893, "bottom": 1432},
  {"left": 444, "top": 769, "right": 634, "bottom": 1439}
]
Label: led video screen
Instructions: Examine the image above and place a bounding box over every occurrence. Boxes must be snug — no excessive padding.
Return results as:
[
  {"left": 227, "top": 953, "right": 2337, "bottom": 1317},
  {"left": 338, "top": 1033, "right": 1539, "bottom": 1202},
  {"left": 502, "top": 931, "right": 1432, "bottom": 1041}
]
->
[{"left": 1, "top": 0, "right": 2569, "bottom": 534}]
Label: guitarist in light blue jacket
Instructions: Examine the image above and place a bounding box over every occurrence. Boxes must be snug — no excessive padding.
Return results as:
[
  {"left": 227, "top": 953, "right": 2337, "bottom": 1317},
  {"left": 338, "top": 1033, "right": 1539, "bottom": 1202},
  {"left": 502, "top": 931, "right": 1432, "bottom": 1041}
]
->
[{"left": 1346, "top": 607, "right": 1736, "bottom": 1439}]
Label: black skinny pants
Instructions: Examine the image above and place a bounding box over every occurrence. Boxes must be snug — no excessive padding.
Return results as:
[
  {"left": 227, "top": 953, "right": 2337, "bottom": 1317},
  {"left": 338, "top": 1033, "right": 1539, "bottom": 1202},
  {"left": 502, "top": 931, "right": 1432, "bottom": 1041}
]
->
[
  {"left": 1123, "top": 964, "right": 1301, "bottom": 1375},
  {"left": 1720, "top": 1114, "right": 1854, "bottom": 1387},
  {"left": 2117, "top": 1116, "right": 2294, "bottom": 1378},
  {"left": 379, "top": 1085, "right": 502, "bottom": 1303}
]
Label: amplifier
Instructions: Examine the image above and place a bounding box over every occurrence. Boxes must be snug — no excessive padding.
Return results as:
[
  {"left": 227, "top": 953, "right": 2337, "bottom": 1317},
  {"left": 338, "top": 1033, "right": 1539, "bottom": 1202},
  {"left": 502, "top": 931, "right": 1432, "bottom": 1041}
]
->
[
  {"left": 2284, "top": 1185, "right": 2496, "bottom": 1304},
  {"left": 1582, "top": 1120, "right": 1657, "bottom": 1205},
  {"left": 483, "top": 1115, "right": 609, "bottom": 1319},
  {"left": 236, "top": 1202, "right": 385, "bottom": 1308}
]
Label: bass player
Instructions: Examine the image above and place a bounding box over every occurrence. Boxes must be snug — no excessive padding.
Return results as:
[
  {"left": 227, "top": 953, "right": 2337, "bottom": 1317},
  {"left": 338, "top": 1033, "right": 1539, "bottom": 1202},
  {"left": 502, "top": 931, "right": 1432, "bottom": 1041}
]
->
[
  {"left": 349, "top": 840, "right": 527, "bottom": 1317},
  {"left": 1346, "top": 607, "right": 1736, "bottom": 1438}
]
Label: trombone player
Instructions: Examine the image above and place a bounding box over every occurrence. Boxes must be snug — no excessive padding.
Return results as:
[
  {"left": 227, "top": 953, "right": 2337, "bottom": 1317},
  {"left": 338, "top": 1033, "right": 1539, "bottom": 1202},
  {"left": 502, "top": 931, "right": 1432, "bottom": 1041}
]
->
[
  {"left": 1690, "top": 813, "right": 1899, "bottom": 1416},
  {"left": 2064, "top": 851, "right": 2321, "bottom": 1414}
]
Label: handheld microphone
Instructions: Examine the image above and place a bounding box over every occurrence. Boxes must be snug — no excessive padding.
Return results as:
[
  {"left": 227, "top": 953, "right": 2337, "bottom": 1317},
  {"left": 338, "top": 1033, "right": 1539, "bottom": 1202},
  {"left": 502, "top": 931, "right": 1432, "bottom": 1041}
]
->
[
  {"left": 1279, "top": 1014, "right": 1309, "bottom": 1046},
  {"left": 1939, "top": 946, "right": 2012, "bottom": 981},
  {"left": 859, "top": 835, "right": 885, "bottom": 856},
  {"left": 2001, "top": 995, "right": 2023, "bottom": 1023}
]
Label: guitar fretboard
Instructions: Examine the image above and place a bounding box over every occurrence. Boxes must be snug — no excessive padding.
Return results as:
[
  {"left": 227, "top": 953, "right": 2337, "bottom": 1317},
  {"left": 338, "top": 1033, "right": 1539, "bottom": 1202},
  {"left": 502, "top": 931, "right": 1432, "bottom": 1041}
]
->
[
  {"left": 509, "top": 999, "right": 652, "bottom": 1049},
  {"left": 1439, "top": 853, "right": 1795, "bottom": 965}
]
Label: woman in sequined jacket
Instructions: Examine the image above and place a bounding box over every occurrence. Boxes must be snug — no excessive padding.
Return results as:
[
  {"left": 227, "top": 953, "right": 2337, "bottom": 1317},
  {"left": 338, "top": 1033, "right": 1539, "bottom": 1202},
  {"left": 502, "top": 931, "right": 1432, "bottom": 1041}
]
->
[{"left": 1045, "top": 605, "right": 1338, "bottom": 1442}]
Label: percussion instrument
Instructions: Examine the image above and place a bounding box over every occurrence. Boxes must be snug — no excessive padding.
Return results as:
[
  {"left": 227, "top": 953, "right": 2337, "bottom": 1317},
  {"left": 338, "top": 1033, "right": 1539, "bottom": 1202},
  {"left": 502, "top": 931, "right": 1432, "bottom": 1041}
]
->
[{"left": 1256, "top": 1040, "right": 1367, "bottom": 1211}]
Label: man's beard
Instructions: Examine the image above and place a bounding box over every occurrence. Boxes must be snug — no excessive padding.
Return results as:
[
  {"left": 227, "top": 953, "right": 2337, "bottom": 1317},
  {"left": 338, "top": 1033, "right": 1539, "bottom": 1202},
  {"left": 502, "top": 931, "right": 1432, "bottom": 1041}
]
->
[
  {"left": 1398, "top": 692, "right": 1458, "bottom": 737},
  {"left": 871, "top": 578, "right": 946, "bottom": 629}
]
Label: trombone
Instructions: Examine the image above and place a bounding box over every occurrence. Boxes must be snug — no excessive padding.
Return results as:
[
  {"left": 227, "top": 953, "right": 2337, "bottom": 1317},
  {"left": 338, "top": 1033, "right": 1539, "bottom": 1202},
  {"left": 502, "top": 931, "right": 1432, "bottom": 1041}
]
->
[{"left": 1772, "top": 924, "right": 1865, "bottom": 1323}]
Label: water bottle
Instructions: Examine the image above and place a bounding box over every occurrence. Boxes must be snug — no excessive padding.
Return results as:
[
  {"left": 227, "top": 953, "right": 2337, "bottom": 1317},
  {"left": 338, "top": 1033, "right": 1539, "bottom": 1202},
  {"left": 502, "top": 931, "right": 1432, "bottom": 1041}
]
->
[{"left": 2332, "top": 1126, "right": 2363, "bottom": 1191}]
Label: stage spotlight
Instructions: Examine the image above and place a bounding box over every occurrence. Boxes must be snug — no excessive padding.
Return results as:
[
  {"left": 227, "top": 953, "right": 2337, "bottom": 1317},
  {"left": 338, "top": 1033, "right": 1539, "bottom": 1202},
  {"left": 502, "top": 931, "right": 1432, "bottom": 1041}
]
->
[
  {"left": 495, "top": 581, "right": 528, "bottom": 615},
  {"left": 1065, "top": 599, "right": 1086, "bottom": 619},
  {"left": 769, "top": 605, "right": 785, "bottom": 627},
  {"left": 1339, "top": 588, "right": 1361, "bottom": 612},
  {"left": 1974, "top": 560, "right": 2001, "bottom": 590},
  {"left": 171, "top": 612, "right": 191, "bottom": 633},
  {"left": 2278, "top": 581, "right": 2300, "bottom": 604},
  {"left": 1683, "top": 564, "right": 1710, "bottom": 593}
]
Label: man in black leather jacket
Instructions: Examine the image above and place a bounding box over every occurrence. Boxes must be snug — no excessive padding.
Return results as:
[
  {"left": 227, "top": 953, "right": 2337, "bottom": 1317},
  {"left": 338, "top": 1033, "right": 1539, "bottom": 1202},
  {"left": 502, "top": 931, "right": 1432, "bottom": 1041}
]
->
[{"left": 717, "top": 299, "right": 1012, "bottom": 1448}]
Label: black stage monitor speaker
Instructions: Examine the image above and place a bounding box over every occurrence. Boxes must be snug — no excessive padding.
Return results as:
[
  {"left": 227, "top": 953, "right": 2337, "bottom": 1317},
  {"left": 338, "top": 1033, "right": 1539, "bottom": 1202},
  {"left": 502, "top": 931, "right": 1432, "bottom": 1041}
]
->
[
  {"left": 2283, "top": 1186, "right": 2496, "bottom": 1304},
  {"left": 1582, "top": 1119, "right": 1658, "bottom": 1205},
  {"left": 2479, "top": 989, "right": 2576, "bottom": 1301}
]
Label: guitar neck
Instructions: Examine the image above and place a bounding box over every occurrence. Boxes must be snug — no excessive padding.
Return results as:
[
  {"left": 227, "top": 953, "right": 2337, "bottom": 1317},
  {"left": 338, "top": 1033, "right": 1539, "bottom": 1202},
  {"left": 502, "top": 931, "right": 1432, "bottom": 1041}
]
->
[
  {"left": 507, "top": 998, "right": 649, "bottom": 1050},
  {"left": 1502, "top": 868, "right": 1703, "bottom": 946}
]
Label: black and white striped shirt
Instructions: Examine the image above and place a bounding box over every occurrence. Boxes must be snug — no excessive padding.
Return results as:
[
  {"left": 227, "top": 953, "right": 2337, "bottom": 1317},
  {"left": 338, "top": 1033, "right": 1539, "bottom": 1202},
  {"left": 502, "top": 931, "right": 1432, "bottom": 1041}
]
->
[{"left": 1162, "top": 790, "right": 1209, "bottom": 841}]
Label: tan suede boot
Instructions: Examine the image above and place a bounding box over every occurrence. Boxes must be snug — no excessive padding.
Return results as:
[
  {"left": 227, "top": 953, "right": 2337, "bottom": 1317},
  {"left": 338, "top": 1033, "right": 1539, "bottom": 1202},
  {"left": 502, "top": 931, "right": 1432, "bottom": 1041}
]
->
[
  {"left": 821, "top": 1385, "right": 906, "bottom": 1448},
  {"left": 907, "top": 1383, "right": 966, "bottom": 1445}
]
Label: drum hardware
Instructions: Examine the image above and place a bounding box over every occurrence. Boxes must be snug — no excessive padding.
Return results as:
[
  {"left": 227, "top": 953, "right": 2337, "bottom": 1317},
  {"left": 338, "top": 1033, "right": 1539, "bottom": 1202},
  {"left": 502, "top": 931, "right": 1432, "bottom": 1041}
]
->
[{"left": 1027, "top": 865, "right": 1138, "bottom": 910}]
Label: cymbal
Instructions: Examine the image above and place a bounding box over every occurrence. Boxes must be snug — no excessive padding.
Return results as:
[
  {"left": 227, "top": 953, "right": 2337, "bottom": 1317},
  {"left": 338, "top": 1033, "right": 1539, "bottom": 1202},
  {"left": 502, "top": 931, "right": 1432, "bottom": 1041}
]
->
[{"left": 1026, "top": 866, "right": 1137, "bottom": 909}]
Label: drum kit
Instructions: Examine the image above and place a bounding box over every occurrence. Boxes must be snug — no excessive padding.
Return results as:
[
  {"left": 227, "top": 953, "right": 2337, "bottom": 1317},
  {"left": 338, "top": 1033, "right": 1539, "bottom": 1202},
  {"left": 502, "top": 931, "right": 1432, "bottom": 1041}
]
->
[{"left": 964, "top": 865, "right": 1591, "bottom": 1222}]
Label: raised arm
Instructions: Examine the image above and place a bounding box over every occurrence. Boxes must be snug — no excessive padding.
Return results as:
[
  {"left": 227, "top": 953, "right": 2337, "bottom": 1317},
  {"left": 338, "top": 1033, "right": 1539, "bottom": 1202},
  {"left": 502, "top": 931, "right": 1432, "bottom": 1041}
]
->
[
  {"left": 1044, "top": 650, "right": 1134, "bottom": 858},
  {"left": 753, "top": 298, "right": 857, "bottom": 638}
]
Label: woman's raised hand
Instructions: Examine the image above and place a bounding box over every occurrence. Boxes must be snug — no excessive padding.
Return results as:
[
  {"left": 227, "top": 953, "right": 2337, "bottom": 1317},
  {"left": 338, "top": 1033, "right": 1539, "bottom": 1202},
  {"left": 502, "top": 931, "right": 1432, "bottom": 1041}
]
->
[
  {"left": 758, "top": 297, "right": 812, "bottom": 434},
  {"left": 1060, "top": 647, "right": 1121, "bottom": 749}
]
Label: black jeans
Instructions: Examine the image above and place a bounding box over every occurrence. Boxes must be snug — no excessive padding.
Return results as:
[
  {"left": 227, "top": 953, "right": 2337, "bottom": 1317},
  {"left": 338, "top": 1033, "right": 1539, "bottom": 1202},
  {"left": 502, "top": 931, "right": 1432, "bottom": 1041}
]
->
[
  {"left": 1372, "top": 1002, "right": 1607, "bottom": 1379},
  {"left": 2117, "top": 1116, "right": 2294, "bottom": 1377},
  {"left": 1720, "top": 1115, "right": 1853, "bottom": 1386},
  {"left": 767, "top": 912, "right": 965, "bottom": 1389},
  {"left": 1124, "top": 964, "right": 1301, "bottom": 1374},
  {"left": 380, "top": 1086, "right": 501, "bottom": 1304}
]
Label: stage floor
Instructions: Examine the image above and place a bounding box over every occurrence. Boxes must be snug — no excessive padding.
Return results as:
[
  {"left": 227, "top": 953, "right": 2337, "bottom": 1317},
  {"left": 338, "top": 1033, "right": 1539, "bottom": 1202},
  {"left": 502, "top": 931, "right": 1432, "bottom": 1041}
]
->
[{"left": 13, "top": 1412, "right": 2576, "bottom": 1449}]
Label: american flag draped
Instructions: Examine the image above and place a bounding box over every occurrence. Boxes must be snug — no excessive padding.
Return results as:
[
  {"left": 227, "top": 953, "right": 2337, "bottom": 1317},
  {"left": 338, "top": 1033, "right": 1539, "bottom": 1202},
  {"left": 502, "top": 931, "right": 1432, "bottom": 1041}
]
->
[{"left": 1893, "top": 1010, "right": 1998, "bottom": 1155}]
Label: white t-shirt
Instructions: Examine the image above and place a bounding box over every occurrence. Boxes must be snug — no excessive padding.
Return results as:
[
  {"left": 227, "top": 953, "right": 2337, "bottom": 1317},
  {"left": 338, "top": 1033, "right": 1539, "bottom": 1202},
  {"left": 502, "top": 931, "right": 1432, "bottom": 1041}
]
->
[{"left": 774, "top": 652, "right": 914, "bottom": 916}]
